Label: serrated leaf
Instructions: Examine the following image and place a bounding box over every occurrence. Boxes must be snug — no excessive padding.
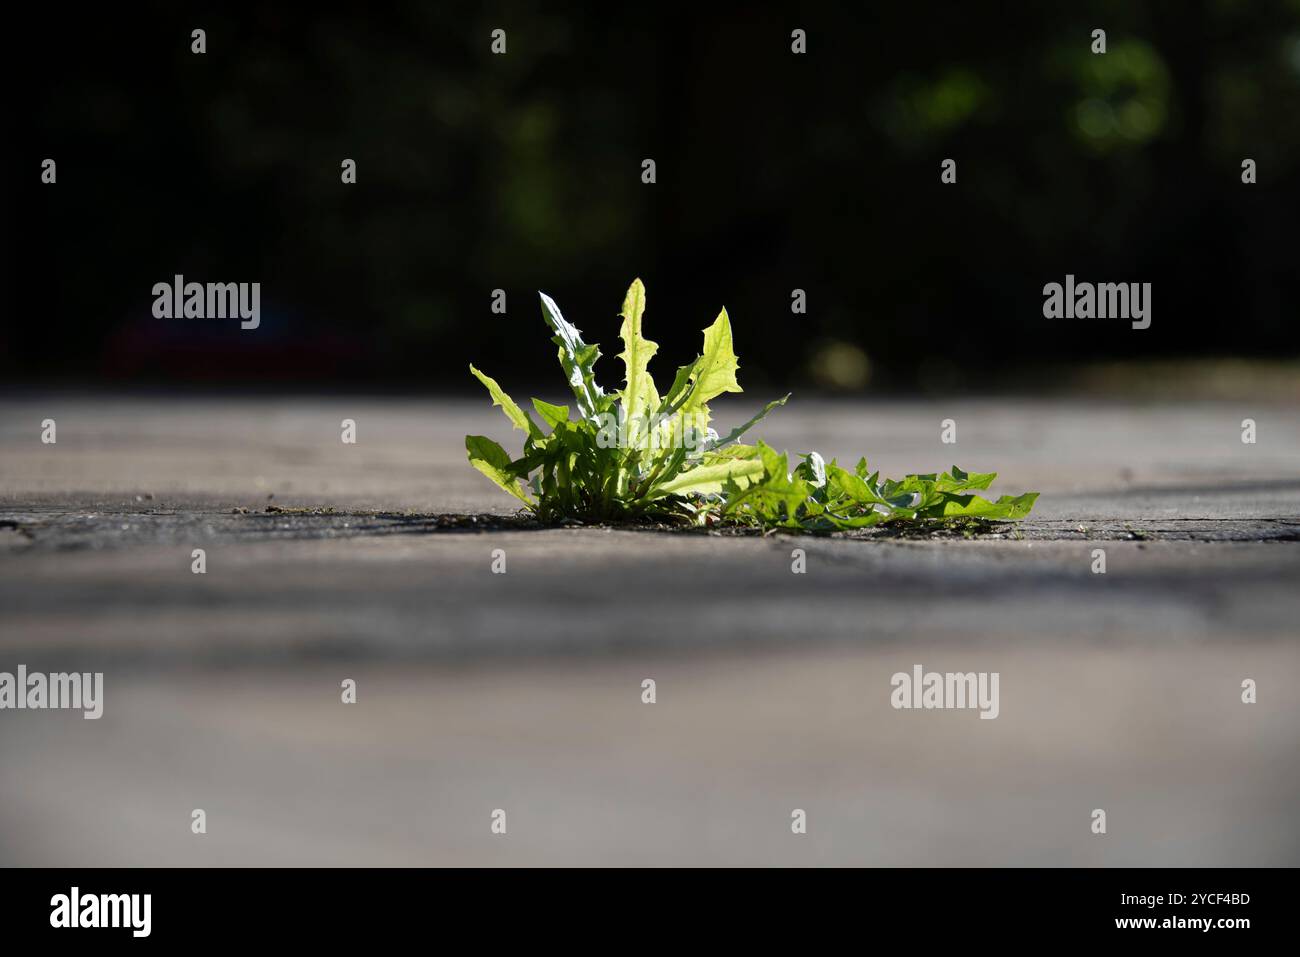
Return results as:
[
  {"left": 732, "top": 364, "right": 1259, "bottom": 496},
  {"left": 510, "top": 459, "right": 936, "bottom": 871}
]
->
[
  {"left": 917, "top": 491, "right": 1040, "bottom": 520},
  {"left": 721, "top": 443, "right": 810, "bottom": 526},
  {"left": 679, "top": 308, "right": 742, "bottom": 416},
  {"left": 617, "top": 278, "right": 660, "bottom": 447},
  {"left": 936, "top": 466, "right": 997, "bottom": 493},
  {"left": 469, "top": 365, "right": 541, "bottom": 439},
  {"left": 539, "top": 291, "right": 606, "bottom": 420},
  {"left": 826, "top": 464, "right": 885, "bottom": 505}
]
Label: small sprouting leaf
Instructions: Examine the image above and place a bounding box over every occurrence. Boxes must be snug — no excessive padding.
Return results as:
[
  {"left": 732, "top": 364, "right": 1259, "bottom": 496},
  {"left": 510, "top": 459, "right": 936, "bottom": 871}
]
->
[{"left": 799, "top": 451, "right": 827, "bottom": 488}]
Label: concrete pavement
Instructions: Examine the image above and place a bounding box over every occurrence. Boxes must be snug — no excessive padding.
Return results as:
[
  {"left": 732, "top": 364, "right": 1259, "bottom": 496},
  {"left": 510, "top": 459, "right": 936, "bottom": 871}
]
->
[{"left": 0, "top": 395, "right": 1297, "bottom": 865}]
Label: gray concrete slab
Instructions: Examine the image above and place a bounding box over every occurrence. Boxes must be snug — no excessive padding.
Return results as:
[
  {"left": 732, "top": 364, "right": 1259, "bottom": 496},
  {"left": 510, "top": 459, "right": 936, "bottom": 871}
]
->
[{"left": 0, "top": 395, "right": 1297, "bottom": 865}]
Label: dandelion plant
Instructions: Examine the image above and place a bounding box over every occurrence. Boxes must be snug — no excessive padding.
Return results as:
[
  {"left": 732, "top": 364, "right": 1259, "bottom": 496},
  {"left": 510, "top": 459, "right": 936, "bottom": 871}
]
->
[{"left": 466, "top": 279, "right": 1038, "bottom": 531}]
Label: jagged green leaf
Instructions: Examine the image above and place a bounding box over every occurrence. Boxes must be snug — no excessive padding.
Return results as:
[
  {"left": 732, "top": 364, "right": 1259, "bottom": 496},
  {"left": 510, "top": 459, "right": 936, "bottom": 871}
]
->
[
  {"left": 539, "top": 291, "right": 606, "bottom": 419},
  {"left": 679, "top": 308, "right": 742, "bottom": 417},
  {"left": 469, "top": 365, "right": 541, "bottom": 439},
  {"left": 617, "top": 278, "right": 660, "bottom": 446}
]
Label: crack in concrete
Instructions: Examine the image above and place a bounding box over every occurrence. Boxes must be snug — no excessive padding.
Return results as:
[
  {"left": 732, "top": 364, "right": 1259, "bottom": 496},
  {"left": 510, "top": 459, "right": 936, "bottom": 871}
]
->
[{"left": 1, "top": 507, "right": 1298, "bottom": 554}]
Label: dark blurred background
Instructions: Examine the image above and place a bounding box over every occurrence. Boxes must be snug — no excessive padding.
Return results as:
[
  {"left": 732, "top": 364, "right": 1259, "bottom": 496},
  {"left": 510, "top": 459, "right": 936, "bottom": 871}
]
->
[{"left": 4, "top": 1, "right": 1299, "bottom": 394}]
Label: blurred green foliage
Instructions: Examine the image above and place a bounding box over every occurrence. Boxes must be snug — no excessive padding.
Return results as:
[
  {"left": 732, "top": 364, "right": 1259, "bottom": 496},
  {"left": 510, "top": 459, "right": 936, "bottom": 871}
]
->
[{"left": 9, "top": 1, "right": 1300, "bottom": 390}]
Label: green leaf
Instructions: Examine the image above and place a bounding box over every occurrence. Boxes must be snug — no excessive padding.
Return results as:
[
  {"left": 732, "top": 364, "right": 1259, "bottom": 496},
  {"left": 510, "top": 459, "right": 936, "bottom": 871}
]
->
[
  {"left": 617, "top": 278, "right": 660, "bottom": 446},
  {"left": 679, "top": 308, "right": 743, "bottom": 416},
  {"left": 701, "top": 443, "right": 761, "bottom": 465},
  {"left": 721, "top": 443, "right": 810, "bottom": 526},
  {"left": 659, "top": 359, "right": 701, "bottom": 412},
  {"left": 531, "top": 398, "right": 570, "bottom": 431},
  {"left": 798, "top": 451, "right": 827, "bottom": 488},
  {"left": 826, "top": 464, "right": 884, "bottom": 505},
  {"left": 821, "top": 510, "right": 887, "bottom": 530},
  {"left": 469, "top": 365, "right": 541, "bottom": 439},
  {"left": 650, "top": 457, "right": 766, "bottom": 497},
  {"left": 539, "top": 291, "right": 606, "bottom": 420},
  {"left": 917, "top": 492, "right": 1040, "bottom": 520},
  {"left": 466, "top": 435, "right": 535, "bottom": 507},
  {"left": 935, "top": 466, "right": 997, "bottom": 493}
]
